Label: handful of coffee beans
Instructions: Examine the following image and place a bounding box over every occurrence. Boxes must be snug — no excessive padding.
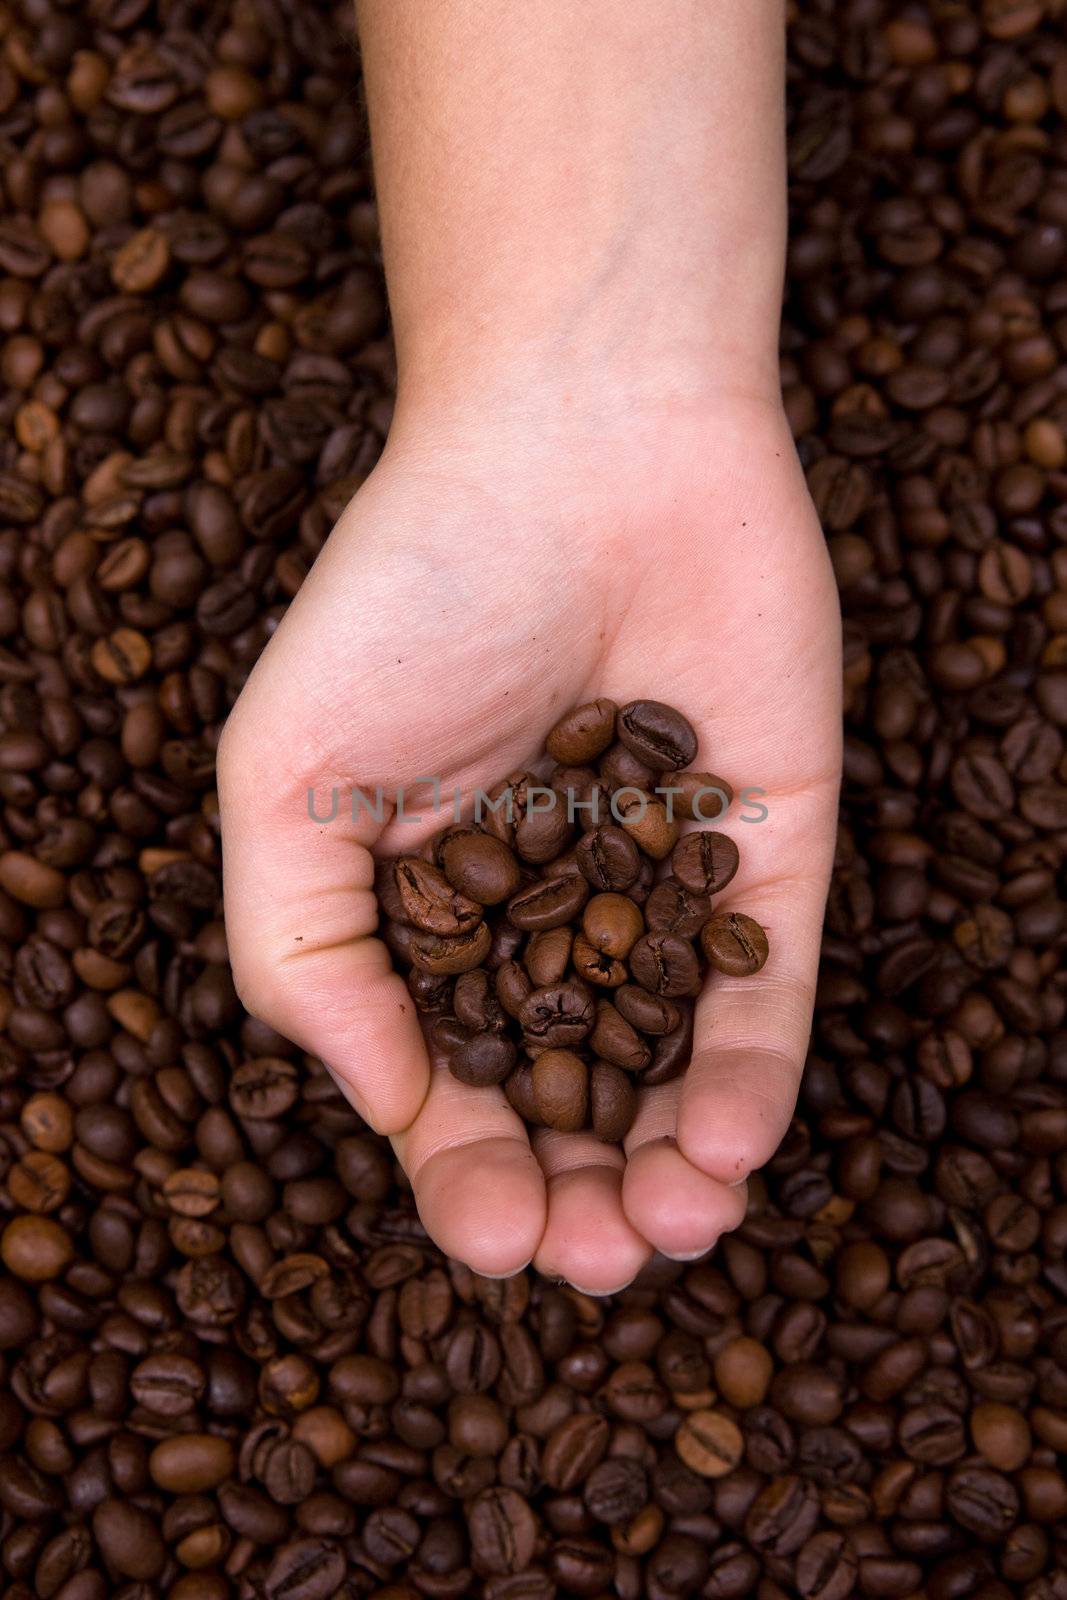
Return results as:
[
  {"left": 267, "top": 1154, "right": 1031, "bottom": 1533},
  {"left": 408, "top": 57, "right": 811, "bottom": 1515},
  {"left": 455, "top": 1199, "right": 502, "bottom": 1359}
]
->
[{"left": 380, "top": 699, "right": 769, "bottom": 1140}]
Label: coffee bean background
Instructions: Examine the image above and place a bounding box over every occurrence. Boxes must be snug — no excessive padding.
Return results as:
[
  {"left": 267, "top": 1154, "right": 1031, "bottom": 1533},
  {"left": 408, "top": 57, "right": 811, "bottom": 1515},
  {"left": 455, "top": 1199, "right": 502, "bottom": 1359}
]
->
[{"left": 0, "top": 1, "right": 1065, "bottom": 1597}]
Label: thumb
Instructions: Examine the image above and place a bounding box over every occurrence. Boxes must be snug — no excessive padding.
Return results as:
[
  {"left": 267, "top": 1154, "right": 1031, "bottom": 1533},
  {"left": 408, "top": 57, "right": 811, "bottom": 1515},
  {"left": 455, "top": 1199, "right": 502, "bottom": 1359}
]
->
[{"left": 217, "top": 715, "right": 430, "bottom": 1136}]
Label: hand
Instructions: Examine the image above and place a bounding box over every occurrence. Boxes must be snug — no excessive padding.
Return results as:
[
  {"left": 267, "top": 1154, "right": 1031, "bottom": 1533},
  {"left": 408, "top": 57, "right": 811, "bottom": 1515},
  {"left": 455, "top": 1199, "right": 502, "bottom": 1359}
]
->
[{"left": 218, "top": 390, "right": 841, "bottom": 1291}]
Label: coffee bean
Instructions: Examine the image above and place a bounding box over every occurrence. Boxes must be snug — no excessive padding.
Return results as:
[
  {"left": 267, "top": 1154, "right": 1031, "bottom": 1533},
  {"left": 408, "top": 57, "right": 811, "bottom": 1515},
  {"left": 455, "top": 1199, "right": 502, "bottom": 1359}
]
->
[
  {"left": 744, "top": 1475, "right": 820, "bottom": 1556},
  {"left": 617, "top": 701, "right": 698, "bottom": 770},
  {"left": 644, "top": 878, "right": 713, "bottom": 938},
  {"left": 795, "top": 1531, "right": 859, "bottom": 1600},
  {"left": 149, "top": 1433, "right": 235, "bottom": 1492},
  {"left": 452, "top": 968, "right": 506, "bottom": 1032},
  {"left": 91, "top": 1501, "right": 165, "bottom": 1580},
  {"left": 671, "top": 830, "right": 740, "bottom": 895},
  {"left": 531, "top": 1049, "right": 588, "bottom": 1132},
  {"left": 0, "top": 1215, "right": 73, "bottom": 1280},
  {"left": 506, "top": 874, "right": 589, "bottom": 931},
  {"left": 700, "top": 912, "right": 770, "bottom": 976},
  {"left": 541, "top": 1413, "right": 610, "bottom": 1490},
  {"left": 0, "top": 852, "right": 67, "bottom": 908},
  {"left": 440, "top": 832, "right": 521, "bottom": 906},
  {"left": 589, "top": 1000, "right": 651, "bottom": 1071},
  {"left": 468, "top": 1486, "right": 538, "bottom": 1575},
  {"left": 229, "top": 1058, "right": 299, "bottom": 1119},
  {"left": 714, "top": 1337, "right": 775, "bottom": 1408},
  {"left": 130, "top": 1353, "right": 206, "bottom": 1417},
  {"left": 642, "top": 1000, "right": 694, "bottom": 1086},
  {"left": 450, "top": 1030, "right": 517, "bottom": 1088},
  {"left": 663, "top": 769, "right": 734, "bottom": 821},
  {"left": 410, "top": 921, "right": 493, "bottom": 975},
  {"left": 629, "top": 933, "right": 701, "bottom": 997},
  {"left": 675, "top": 1410, "right": 744, "bottom": 1477},
  {"left": 573, "top": 823, "right": 641, "bottom": 897},
  {"left": 571, "top": 931, "right": 627, "bottom": 987},
  {"left": 111, "top": 226, "right": 170, "bottom": 292},
  {"left": 946, "top": 1463, "right": 1020, "bottom": 1539},
  {"left": 545, "top": 698, "right": 617, "bottom": 764},
  {"left": 583, "top": 1456, "right": 648, "bottom": 1523},
  {"left": 393, "top": 856, "right": 483, "bottom": 936},
  {"left": 581, "top": 892, "right": 644, "bottom": 958},
  {"left": 612, "top": 984, "right": 679, "bottom": 1035},
  {"left": 524, "top": 925, "right": 574, "bottom": 986},
  {"left": 518, "top": 982, "right": 595, "bottom": 1047},
  {"left": 615, "top": 789, "right": 680, "bottom": 859},
  {"left": 589, "top": 1062, "right": 637, "bottom": 1142},
  {"left": 264, "top": 1538, "right": 346, "bottom": 1600}
]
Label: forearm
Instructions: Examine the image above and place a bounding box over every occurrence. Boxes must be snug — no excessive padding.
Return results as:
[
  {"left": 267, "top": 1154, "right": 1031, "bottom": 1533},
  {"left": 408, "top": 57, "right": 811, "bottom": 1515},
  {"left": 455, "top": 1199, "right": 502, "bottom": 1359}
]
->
[{"left": 355, "top": 0, "right": 787, "bottom": 427}]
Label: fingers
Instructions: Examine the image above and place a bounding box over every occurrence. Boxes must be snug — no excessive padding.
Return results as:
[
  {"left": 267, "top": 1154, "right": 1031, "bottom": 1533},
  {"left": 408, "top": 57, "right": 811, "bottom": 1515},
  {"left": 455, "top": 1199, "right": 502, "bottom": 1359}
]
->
[
  {"left": 531, "top": 1131, "right": 651, "bottom": 1294},
  {"left": 678, "top": 871, "right": 825, "bottom": 1185},
  {"left": 621, "top": 1081, "right": 748, "bottom": 1259},
  {"left": 393, "top": 1065, "right": 545, "bottom": 1277},
  {"left": 218, "top": 730, "right": 430, "bottom": 1136}
]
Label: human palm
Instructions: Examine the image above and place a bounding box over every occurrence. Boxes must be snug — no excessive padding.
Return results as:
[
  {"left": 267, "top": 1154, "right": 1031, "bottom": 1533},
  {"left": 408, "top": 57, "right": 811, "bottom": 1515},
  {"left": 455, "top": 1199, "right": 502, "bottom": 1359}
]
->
[{"left": 219, "top": 399, "right": 842, "bottom": 1291}]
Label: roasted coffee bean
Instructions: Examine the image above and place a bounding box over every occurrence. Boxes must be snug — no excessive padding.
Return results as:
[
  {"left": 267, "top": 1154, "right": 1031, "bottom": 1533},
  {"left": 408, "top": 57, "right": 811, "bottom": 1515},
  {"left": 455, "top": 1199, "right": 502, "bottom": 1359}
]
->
[
  {"left": 91, "top": 1501, "right": 166, "bottom": 1581},
  {"left": 615, "top": 789, "right": 680, "bottom": 860},
  {"left": 575, "top": 824, "right": 641, "bottom": 891},
  {"left": 583, "top": 1456, "right": 648, "bottom": 1523},
  {"left": 629, "top": 933, "right": 701, "bottom": 997},
  {"left": 665, "top": 769, "right": 734, "bottom": 821},
  {"left": 230, "top": 1058, "right": 300, "bottom": 1119},
  {"left": 541, "top": 1414, "right": 610, "bottom": 1490},
  {"left": 149, "top": 1433, "right": 235, "bottom": 1492},
  {"left": 454, "top": 968, "right": 507, "bottom": 1032},
  {"left": 613, "top": 984, "right": 681, "bottom": 1035},
  {"left": 675, "top": 1410, "right": 744, "bottom": 1477},
  {"left": 599, "top": 740, "right": 657, "bottom": 793},
  {"left": 441, "top": 832, "right": 522, "bottom": 906},
  {"left": 671, "top": 830, "right": 740, "bottom": 894},
  {"left": 581, "top": 892, "right": 644, "bottom": 958},
  {"left": 450, "top": 1031, "right": 517, "bottom": 1088},
  {"left": 468, "top": 1486, "right": 538, "bottom": 1575},
  {"left": 495, "top": 959, "right": 534, "bottom": 1019},
  {"left": 264, "top": 1538, "right": 346, "bottom": 1600},
  {"left": 506, "top": 874, "right": 589, "bottom": 931},
  {"left": 393, "top": 856, "right": 484, "bottom": 935},
  {"left": 589, "top": 1000, "right": 651, "bottom": 1071},
  {"left": 589, "top": 1062, "right": 637, "bottom": 1142},
  {"left": 644, "top": 877, "right": 713, "bottom": 938},
  {"left": 571, "top": 931, "right": 628, "bottom": 987},
  {"left": 531, "top": 1049, "right": 588, "bottom": 1133},
  {"left": 545, "top": 698, "right": 617, "bottom": 764},
  {"left": 519, "top": 982, "right": 596, "bottom": 1047},
  {"left": 617, "top": 700, "right": 698, "bottom": 770},
  {"left": 640, "top": 1000, "right": 694, "bottom": 1086},
  {"left": 525, "top": 925, "right": 575, "bottom": 986},
  {"left": 410, "top": 922, "right": 493, "bottom": 975},
  {"left": 701, "top": 912, "right": 770, "bottom": 976}
]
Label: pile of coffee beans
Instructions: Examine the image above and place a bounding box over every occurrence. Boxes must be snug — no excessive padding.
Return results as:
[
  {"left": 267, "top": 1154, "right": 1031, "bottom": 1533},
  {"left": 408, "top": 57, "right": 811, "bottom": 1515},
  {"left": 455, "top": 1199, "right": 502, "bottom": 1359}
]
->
[
  {"left": 0, "top": 0, "right": 1065, "bottom": 1597},
  {"left": 380, "top": 697, "right": 768, "bottom": 1143}
]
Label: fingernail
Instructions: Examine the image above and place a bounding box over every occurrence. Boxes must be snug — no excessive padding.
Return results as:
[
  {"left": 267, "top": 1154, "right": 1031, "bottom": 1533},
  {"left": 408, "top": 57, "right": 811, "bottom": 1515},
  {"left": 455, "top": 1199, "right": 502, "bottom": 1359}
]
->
[
  {"left": 477, "top": 1259, "right": 534, "bottom": 1281},
  {"left": 661, "top": 1247, "right": 712, "bottom": 1262},
  {"left": 569, "top": 1279, "right": 636, "bottom": 1298}
]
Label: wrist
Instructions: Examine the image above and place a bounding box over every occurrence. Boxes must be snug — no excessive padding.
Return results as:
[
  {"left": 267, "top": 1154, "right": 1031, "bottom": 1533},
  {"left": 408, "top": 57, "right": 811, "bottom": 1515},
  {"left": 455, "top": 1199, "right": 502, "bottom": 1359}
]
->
[{"left": 389, "top": 326, "right": 784, "bottom": 460}]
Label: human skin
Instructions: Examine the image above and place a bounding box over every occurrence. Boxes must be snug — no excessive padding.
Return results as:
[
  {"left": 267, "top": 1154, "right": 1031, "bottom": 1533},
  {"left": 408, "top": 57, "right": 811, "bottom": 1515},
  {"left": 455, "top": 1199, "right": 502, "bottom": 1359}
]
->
[{"left": 217, "top": 0, "right": 842, "bottom": 1292}]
